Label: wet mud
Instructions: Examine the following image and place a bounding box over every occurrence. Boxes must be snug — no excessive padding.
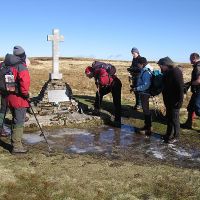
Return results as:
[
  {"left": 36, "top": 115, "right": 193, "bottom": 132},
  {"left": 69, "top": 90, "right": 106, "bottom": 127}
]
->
[{"left": 23, "top": 124, "right": 200, "bottom": 169}]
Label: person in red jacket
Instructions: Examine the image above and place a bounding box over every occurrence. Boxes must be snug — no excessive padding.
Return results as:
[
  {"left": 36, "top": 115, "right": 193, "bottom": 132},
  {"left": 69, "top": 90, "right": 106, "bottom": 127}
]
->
[
  {"left": 85, "top": 63, "right": 122, "bottom": 127},
  {"left": 4, "top": 46, "right": 30, "bottom": 153}
]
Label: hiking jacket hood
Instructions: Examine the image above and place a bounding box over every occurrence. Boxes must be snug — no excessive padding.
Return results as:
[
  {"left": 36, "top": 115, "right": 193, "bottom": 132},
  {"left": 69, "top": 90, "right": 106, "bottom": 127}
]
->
[{"left": 4, "top": 54, "right": 21, "bottom": 66}]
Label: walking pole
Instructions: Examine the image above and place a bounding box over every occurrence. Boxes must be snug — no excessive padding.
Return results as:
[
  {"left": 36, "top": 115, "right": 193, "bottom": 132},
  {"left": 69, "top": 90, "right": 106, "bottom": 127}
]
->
[{"left": 28, "top": 102, "right": 52, "bottom": 152}]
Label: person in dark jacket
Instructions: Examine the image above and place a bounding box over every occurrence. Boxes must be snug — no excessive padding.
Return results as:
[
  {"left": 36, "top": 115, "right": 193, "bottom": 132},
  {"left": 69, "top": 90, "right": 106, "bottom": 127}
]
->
[
  {"left": 158, "top": 57, "right": 184, "bottom": 143},
  {"left": 127, "top": 47, "right": 142, "bottom": 110},
  {"left": 5, "top": 48, "right": 30, "bottom": 153},
  {"left": 181, "top": 53, "right": 200, "bottom": 129},
  {"left": 85, "top": 63, "right": 122, "bottom": 127}
]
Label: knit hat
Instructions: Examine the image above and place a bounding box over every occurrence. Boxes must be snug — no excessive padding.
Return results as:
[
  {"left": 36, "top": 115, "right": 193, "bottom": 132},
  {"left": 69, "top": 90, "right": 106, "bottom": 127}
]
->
[
  {"left": 131, "top": 47, "right": 139, "bottom": 54},
  {"left": 157, "top": 57, "right": 174, "bottom": 66},
  {"left": 13, "top": 45, "right": 25, "bottom": 56},
  {"left": 85, "top": 66, "right": 93, "bottom": 75}
]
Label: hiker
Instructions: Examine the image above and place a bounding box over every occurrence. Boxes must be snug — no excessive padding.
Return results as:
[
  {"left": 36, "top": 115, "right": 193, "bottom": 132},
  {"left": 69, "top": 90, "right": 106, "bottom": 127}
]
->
[
  {"left": 181, "top": 53, "right": 200, "bottom": 129},
  {"left": 0, "top": 47, "right": 30, "bottom": 139},
  {"left": 131, "top": 57, "right": 153, "bottom": 136},
  {"left": 5, "top": 46, "right": 30, "bottom": 153},
  {"left": 85, "top": 62, "right": 122, "bottom": 127},
  {"left": 127, "top": 47, "right": 142, "bottom": 110},
  {"left": 14, "top": 46, "right": 31, "bottom": 121},
  {"left": 158, "top": 57, "right": 184, "bottom": 143}
]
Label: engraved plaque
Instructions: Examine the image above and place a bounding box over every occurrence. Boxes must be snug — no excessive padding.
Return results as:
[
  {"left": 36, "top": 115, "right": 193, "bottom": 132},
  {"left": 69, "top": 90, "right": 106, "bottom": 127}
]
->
[{"left": 48, "top": 90, "right": 70, "bottom": 103}]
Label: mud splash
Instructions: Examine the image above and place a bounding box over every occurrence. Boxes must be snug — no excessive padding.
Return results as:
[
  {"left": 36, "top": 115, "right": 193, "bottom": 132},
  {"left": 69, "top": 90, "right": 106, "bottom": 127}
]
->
[{"left": 23, "top": 125, "right": 200, "bottom": 168}]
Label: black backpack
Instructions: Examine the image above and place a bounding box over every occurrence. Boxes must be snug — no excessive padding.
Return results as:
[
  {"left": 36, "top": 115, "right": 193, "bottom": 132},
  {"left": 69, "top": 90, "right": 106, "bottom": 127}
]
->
[
  {"left": 141, "top": 69, "right": 163, "bottom": 96},
  {"left": 0, "top": 62, "right": 16, "bottom": 93},
  {"left": 92, "top": 61, "right": 116, "bottom": 76},
  {"left": 149, "top": 69, "right": 163, "bottom": 96}
]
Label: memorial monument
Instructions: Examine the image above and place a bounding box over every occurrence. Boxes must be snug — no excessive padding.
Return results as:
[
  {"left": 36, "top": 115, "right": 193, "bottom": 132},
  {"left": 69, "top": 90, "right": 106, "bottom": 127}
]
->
[{"left": 31, "top": 28, "right": 78, "bottom": 116}]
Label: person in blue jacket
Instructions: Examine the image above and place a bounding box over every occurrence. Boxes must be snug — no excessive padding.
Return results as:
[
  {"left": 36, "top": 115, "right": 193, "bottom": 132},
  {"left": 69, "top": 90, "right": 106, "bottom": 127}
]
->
[{"left": 131, "top": 57, "right": 153, "bottom": 136}]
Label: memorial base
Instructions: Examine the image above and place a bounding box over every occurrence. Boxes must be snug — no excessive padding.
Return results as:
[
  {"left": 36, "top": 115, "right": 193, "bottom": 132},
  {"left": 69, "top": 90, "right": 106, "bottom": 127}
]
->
[{"left": 31, "top": 79, "right": 80, "bottom": 115}]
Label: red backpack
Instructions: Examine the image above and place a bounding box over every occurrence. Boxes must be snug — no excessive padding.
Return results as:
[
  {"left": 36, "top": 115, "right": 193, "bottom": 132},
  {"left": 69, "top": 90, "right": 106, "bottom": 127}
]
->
[
  {"left": 92, "top": 61, "right": 116, "bottom": 76},
  {"left": 94, "top": 68, "right": 114, "bottom": 86}
]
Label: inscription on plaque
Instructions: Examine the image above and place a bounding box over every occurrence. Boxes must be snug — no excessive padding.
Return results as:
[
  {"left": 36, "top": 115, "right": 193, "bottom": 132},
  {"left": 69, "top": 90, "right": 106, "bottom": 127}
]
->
[{"left": 48, "top": 90, "right": 70, "bottom": 103}]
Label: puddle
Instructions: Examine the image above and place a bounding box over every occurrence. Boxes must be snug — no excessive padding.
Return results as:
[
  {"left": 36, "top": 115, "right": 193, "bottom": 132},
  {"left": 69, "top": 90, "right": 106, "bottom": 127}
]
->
[
  {"left": 23, "top": 125, "right": 200, "bottom": 168},
  {"left": 23, "top": 133, "right": 44, "bottom": 144}
]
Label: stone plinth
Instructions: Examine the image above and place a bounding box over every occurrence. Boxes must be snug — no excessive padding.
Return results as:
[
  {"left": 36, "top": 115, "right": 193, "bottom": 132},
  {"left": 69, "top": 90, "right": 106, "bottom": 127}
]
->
[{"left": 31, "top": 79, "right": 80, "bottom": 116}]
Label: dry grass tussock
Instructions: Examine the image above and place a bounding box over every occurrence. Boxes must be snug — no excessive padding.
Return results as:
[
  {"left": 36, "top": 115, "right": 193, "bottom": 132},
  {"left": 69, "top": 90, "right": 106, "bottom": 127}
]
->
[{"left": 0, "top": 152, "right": 199, "bottom": 200}]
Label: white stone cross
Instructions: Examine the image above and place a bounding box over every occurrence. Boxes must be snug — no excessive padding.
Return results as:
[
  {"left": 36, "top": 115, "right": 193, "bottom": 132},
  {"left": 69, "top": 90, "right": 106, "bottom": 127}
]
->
[{"left": 47, "top": 29, "right": 64, "bottom": 80}]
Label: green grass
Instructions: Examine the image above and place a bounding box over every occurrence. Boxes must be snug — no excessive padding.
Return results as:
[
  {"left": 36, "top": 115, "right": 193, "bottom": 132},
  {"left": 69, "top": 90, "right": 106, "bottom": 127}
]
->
[{"left": 0, "top": 152, "right": 199, "bottom": 200}]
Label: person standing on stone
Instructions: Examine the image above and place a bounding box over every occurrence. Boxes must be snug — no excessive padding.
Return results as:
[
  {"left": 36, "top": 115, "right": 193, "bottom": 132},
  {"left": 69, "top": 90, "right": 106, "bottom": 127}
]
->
[
  {"left": 158, "top": 57, "right": 184, "bottom": 143},
  {"left": 131, "top": 57, "right": 153, "bottom": 137},
  {"left": 5, "top": 47, "right": 30, "bottom": 153},
  {"left": 127, "top": 47, "right": 142, "bottom": 110},
  {"left": 181, "top": 53, "right": 200, "bottom": 129},
  {"left": 85, "top": 63, "right": 122, "bottom": 127}
]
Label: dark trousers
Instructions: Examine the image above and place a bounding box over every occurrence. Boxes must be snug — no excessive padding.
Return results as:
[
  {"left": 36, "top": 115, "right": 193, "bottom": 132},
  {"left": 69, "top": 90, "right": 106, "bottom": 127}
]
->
[
  {"left": 165, "top": 107, "right": 180, "bottom": 139},
  {"left": 0, "top": 94, "right": 7, "bottom": 128},
  {"left": 10, "top": 107, "right": 27, "bottom": 128},
  {"left": 141, "top": 93, "right": 151, "bottom": 116},
  {"left": 141, "top": 93, "right": 152, "bottom": 128},
  {"left": 188, "top": 91, "right": 200, "bottom": 117},
  {"left": 94, "top": 78, "right": 122, "bottom": 122}
]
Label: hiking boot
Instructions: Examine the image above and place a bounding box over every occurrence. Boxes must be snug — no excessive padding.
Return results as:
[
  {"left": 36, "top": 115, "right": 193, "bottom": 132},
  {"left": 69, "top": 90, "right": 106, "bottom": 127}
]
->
[
  {"left": 169, "top": 138, "right": 179, "bottom": 144},
  {"left": 145, "top": 128, "right": 152, "bottom": 137},
  {"left": 0, "top": 128, "right": 9, "bottom": 137},
  {"left": 11, "top": 126, "right": 28, "bottom": 154},
  {"left": 12, "top": 146, "right": 28, "bottom": 154},
  {"left": 163, "top": 137, "right": 179, "bottom": 144}
]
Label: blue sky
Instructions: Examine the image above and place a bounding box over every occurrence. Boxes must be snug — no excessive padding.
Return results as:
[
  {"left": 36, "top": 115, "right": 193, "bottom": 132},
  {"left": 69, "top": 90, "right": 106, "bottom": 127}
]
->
[{"left": 0, "top": 0, "right": 199, "bottom": 62}]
